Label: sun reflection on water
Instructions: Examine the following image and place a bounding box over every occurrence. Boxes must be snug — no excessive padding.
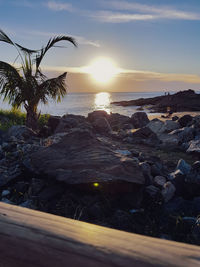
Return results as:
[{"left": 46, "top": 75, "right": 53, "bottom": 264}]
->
[{"left": 94, "top": 92, "right": 111, "bottom": 114}]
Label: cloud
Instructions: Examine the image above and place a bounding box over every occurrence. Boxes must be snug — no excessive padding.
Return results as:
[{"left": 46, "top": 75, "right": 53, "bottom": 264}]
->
[
  {"left": 119, "top": 69, "right": 200, "bottom": 84},
  {"left": 46, "top": 1, "right": 74, "bottom": 12},
  {"left": 42, "top": 64, "right": 200, "bottom": 84},
  {"left": 92, "top": 1, "right": 200, "bottom": 23},
  {"left": 91, "top": 11, "right": 155, "bottom": 23}
]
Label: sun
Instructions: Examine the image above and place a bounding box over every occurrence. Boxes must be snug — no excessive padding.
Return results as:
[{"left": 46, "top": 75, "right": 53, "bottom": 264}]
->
[{"left": 87, "top": 57, "right": 119, "bottom": 84}]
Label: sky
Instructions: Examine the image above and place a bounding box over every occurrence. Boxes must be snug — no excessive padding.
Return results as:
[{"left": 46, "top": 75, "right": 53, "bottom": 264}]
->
[{"left": 1, "top": 0, "right": 200, "bottom": 92}]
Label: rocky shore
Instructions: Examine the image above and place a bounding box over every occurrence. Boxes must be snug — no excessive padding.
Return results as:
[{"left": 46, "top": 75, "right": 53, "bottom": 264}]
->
[
  {"left": 112, "top": 89, "right": 200, "bottom": 113},
  {"left": 0, "top": 110, "right": 200, "bottom": 245}
]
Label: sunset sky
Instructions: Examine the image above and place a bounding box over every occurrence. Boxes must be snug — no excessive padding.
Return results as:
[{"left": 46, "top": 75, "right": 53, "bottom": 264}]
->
[{"left": 1, "top": 0, "right": 200, "bottom": 92}]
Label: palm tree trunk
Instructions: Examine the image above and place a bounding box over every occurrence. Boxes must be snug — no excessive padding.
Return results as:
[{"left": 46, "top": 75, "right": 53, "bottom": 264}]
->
[{"left": 25, "top": 104, "right": 39, "bottom": 131}]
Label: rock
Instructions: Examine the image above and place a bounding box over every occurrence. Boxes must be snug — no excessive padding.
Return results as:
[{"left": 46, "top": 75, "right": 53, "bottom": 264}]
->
[
  {"left": 158, "top": 133, "right": 179, "bottom": 147},
  {"left": 151, "top": 162, "right": 164, "bottom": 176},
  {"left": 87, "top": 110, "right": 108, "bottom": 122},
  {"left": 130, "top": 112, "right": 149, "bottom": 128},
  {"left": 187, "top": 139, "right": 200, "bottom": 153},
  {"left": 55, "top": 114, "right": 89, "bottom": 134},
  {"left": 170, "top": 127, "right": 194, "bottom": 143},
  {"left": 38, "top": 185, "right": 65, "bottom": 201},
  {"left": 178, "top": 115, "right": 193, "bottom": 127},
  {"left": 1, "top": 190, "right": 10, "bottom": 197},
  {"left": 172, "top": 116, "right": 179, "bottom": 121},
  {"left": 108, "top": 113, "right": 130, "bottom": 131},
  {"left": 0, "top": 166, "right": 22, "bottom": 187},
  {"left": 176, "top": 159, "right": 191, "bottom": 175},
  {"left": 191, "top": 217, "right": 200, "bottom": 245},
  {"left": 91, "top": 117, "right": 112, "bottom": 134},
  {"left": 191, "top": 115, "right": 200, "bottom": 128},
  {"left": 112, "top": 89, "right": 200, "bottom": 113},
  {"left": 192, "top": 161, "right": 200, "bottom": 171},
  {"left": 145, "top": 185, "right": 160, "bottom": 197},
  {"left": 8, "top": 126, "right": 36, "bottom": 140},
  {"left": 30, "top": 128, "right": 145, "bottom": 187},
  {"left": 147, "top": 119, "right": 164, "bottom": 134},
  {"left": 115, "top": 150, "right": 132, "bottom": 156},
  {"left": 139, "top": 162, "right": 153, "bottom": 184},
  {"left": 20, "top": 200, "right": 35, "bottom": 209},
  {"left": 154, "top": 176, "right": 166, "bottom": 187},
  {"left": 1, "top": 198, "right": 13, "bottom": 204},
  {"left": 160, "top": 120, "right": 180, "bottom": 133},
  {"left": 169, "top": 169, "right": 184, "bottom": 180},
  {"left": 162, "top": 182, "right": 176, "bottom": 202},
  {"left": 131, "top": 127, "right": 159, "bottom": 146},
  {"left": 164, "top": 197, "right": 200, "bottom": 215},
  {"left": 47, "top": 115, "right": 61, "bottom": 133},
  {"left": 30, "top": 178, "right": 45, "bottom": 196}
]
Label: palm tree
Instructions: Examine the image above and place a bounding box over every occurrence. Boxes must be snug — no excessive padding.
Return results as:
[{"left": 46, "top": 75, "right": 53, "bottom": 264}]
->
[{"left": 0, "top": 29, "right": 77, "bottom": 130}]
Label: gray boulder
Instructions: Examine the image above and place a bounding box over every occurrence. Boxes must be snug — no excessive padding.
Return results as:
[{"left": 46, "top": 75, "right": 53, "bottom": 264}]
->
[
  {"left": 170, "top": 127, "right": 194, "bottom": 143},
  {"left": 8, "top": 125, "right": 36, "bottom": 140},
  {"left": 178, "top": 115, "right": 193, "bottom": 127},
  {"left": 108, "top": 113, "right": 131, "bottom": 131},
  {"left": 47, "top": 115, "right": 61, "bottom": 133},
  {"left": 147, "top": 119, "right": 164, "bottom": 134},
  {"left": 91, "top": 117, "right": 112, "bottom": 133},
  {"left": 55, "top": 114, "right": 90, "bottom": 134},
  {"left": 154, "top": 176, "right": 166, "bottom": 187},
  {"left": 30, "top": 128, "right": 145, "bottom": 186},
  {"left": 130, "top": 112, "right": 149, "bottom": 128},
  {"left": 87, "top": 110, "right": 108, "bottom": 122},
  {"left": 131, "top": 127, "right": 160, "bottom": 146},
  {"left": 147, "top": 119, "right": 180, "bottom": 135},
  {"left": 159, "top": 120, "right": 180, "bottom": 133}
]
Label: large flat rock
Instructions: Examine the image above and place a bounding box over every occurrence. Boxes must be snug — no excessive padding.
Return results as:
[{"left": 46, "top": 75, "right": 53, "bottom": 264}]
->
[{"left": 30, "top": 129, "right": 145, "bottom": 185}]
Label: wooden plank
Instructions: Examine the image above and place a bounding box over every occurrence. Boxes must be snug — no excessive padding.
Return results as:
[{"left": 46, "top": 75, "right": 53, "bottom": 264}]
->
[{"left": 0, "top": 203, "right": 199, "bottom": 267}]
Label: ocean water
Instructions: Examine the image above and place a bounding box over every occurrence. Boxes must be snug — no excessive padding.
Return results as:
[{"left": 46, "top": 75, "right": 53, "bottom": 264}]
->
[{"left": 0, "top": 91, "right": 166, "bottom": 117}]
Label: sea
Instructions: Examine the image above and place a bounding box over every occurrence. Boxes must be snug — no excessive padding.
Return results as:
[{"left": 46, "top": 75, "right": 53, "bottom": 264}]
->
[{"left": 0, "top": 91, "right": 175, "bottom": 117}]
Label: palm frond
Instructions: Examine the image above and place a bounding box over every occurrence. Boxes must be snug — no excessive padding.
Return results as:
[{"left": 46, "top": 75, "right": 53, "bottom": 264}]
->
[
  {"left": 0, "top": 61, "right": 23, "bottom": 106},
  {"left": 38, "top": 72, "right": 67, "bottom": 103},
  {"left": 15, "top": 43, "right": 39, "bottom": 55},
  {"left": 0, "top": 29, "right": 14, "bottom": 45},
  {"left": 36, "top": 36, "right": 77, "bottom": 71}
]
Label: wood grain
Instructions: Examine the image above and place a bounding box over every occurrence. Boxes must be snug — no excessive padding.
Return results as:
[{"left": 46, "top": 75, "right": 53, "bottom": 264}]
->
[{"left": 0, "top": 202, "right": 199, "bottom": 267}]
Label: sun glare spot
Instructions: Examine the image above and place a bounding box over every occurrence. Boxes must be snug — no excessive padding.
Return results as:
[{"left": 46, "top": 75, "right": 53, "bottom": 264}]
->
[
  {"left": 94, "top": 92, "right": 111, "bottom": 113},
  {"left": 87, "top": 57, "right": 119, "bottom": 84}
]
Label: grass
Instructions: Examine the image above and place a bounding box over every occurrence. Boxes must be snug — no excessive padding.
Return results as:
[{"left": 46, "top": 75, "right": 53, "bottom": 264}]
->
[{"left": 0, "top": 109, "right": 50, "bottom": 131}]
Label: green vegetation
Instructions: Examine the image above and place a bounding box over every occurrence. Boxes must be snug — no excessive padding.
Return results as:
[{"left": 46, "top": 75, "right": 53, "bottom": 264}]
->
[
  {"left": 0, "top": 29, "right": 77, "bottom": 130},
  {"left": 0, "top": 109, "right": 49, "bottom": 131}
]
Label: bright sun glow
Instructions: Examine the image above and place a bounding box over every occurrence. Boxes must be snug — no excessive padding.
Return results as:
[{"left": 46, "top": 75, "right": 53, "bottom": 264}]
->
[{"left": 87, "top": 57, "right": 119, "bottom": 84}]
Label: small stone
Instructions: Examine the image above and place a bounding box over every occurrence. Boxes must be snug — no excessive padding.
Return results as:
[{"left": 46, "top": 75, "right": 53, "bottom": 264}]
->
[
  {"left": 154, "top": 176, "right": 166, "bottom": 187},
  {"left": 1, "top": 190, "right": 10, "bottom": 197},
  {"left": 139, "top": 162, "right": 153, "bottom": 184},
  {"left": 192, "top": 161, "right": 200, "bottom": 171},
  {"left": 162, "top": 181, "right": 176, "bottom": 203},
  {"left": 172, "top": 116, "right": 179, "bottom": 121},
  {"left": 115, "top": 150, "right": 132, "bottom": 156},
  {"left": 145, "top": 185, "right": 160, "bottom": 197},
  {"left": 168, "top": 169, "right": 184, "bottom": 180},
  {"left": 1, "top": 198, "right": 13, "bottom": 204},
  {"left": 176, "top": 159, "right": 191, "bottom": 175}
]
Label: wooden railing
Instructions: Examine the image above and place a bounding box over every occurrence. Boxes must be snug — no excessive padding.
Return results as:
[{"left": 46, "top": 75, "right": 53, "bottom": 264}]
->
[{"left": 0, "top": 202, "right": 199, "bottom": 266}]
